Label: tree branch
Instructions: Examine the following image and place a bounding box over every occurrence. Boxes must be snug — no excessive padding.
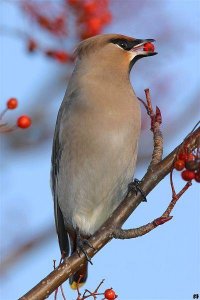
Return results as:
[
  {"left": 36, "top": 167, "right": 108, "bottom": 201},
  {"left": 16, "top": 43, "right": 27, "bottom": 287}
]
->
[
  {"left": 19, "top": 126, "right": 199, "bottom": 300},
  {"left": 112, "top": 179, "right": 191, "bottom": 239}
]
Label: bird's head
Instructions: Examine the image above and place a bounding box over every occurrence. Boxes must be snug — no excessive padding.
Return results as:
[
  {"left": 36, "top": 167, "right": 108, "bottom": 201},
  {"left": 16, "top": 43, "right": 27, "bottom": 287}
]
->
[{"left": 75, "top": 34, "right": 157, "bottom": 73}]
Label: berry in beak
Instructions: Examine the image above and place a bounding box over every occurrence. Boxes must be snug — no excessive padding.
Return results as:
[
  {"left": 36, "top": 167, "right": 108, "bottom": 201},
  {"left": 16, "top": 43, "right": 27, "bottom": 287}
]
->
[
  {"left": 143, "top": 42, "right": 155, "bottom": 52},
  {"left": 131, "top": 39, "right": 157, "bottom": 57}
]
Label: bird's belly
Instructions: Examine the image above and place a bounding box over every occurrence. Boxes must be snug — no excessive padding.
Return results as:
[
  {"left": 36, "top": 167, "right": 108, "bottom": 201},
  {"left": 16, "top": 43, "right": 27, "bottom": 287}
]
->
[
  {"left": 72, "top": 153, "right": 136, "bottom": 235},
  {"left": 58, "top": 110, "right": 140, "bottom": 235}
]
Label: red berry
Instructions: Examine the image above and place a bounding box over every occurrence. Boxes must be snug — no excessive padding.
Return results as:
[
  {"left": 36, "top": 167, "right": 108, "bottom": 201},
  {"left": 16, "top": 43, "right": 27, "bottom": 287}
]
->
[
  {"left": 54, "top": 51, "right": 69, "bottom": 63},
  {"left": 45, "top": 50, "right": 69, "bottom": 63},
  {"left": 181, "top": 170, "right": 195, "bottom": 181},
  {"left": 80, "top": 31, "right": 92, "bottom": 40},
  {"left": 178, "top": 152, "right": 187, "bottom": 161},
  {"left": 17, "top": 115, "right": 32, "bottom": 129},
  {"left": 67, "top": 0, "right": 79, "bottom": 6},
  {"left": 174, "top": 160, "right": 185, "bottom": 171},
  {"left": 101, "top": 12, "right": 112, "bottom": 25},
  {"left": 83, "top": 2, "right": 97, "bottom": 14},
  {"left": 37, "top": 15, "right": 50, "bottom": 29},
  {"left": 178, "top": 152, "right": 195, "bottom": 161},
  {"left": 104, "top": 288, "right": 117, "bottom": 300},
  {"left": 7, "top": 98, "right": 18, "bottom": 109},
  {"left": 185, "top": 153, "right": 195, "bottom": 161},
  {"left": 80, "top": 27, "right": 101, "bottom": 39},
  {"left": 143, "top": 42, "right": 155, "bottom": 52},
  {"left": 86, "top": 17, "right": 102, "bottom": 33},
  {"left": 195, "top": 172, "right": 200, "bottom": 183}
]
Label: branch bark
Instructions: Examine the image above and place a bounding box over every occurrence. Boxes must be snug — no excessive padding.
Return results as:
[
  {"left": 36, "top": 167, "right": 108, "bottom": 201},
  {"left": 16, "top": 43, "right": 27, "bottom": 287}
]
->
[{"left": 19, "top": 126, "right": 200, "bottom": 300}]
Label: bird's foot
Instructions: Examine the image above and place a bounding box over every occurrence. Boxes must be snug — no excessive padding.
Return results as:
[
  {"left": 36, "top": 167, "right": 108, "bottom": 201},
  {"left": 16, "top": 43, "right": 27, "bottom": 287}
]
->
[
  {"left": 76, "top": 234, "right": 94, "bottom": 265},
  {"left": 128, "top": 179, "right": 147, "bottom": 202}
]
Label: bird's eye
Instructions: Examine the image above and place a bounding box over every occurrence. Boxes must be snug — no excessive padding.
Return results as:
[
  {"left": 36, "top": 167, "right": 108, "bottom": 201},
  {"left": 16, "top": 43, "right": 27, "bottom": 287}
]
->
[
  {"left": 110, "top": 38, "right": 133, "bottom": 51},
  {"left": 118, "top": 40, "right": 129, "bottom": 50}
]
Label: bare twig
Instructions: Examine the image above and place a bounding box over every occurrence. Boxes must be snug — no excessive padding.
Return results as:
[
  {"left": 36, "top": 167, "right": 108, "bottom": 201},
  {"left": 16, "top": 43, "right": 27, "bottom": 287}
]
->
[
  {"left": 145, "top": 89, "right": 163, "bottom": 166},
  {"left": 77, "top": 278, "right": 105, "bottom": 300},
  {"left": 0, "top": 123, "right": 15, "bottom": 133},
  {"left": 0, "top": 108, "right": 8, "bottom": 120},
  {"left": 170, "top": 169, "right": 176, "bottom": 197},
  {"left": 112, "top": 180, "right": 191, "bottom": 239},
  {"left": 60, "top": 285, "right": 66, "bottom": 300},
  {"left": 162, "top": 181, "right": 192, "bottom": 218},
  {"left": 138, "top": 89, "right": 163, "bottom": 168},
  {"left": 53, "top": 260, "right": 59, "bottom": 300},
  {"left": 53, "top": 259, "right": 66, "bottom": 300},
  {"left": 145, "top": 88, "right": 153, "bottom": 115},
  {"left": 76, "top": 275, "right": 83, "bottom": 299},
  {"left": 112, "top": 217, "right": 172, "bottom": 239}
]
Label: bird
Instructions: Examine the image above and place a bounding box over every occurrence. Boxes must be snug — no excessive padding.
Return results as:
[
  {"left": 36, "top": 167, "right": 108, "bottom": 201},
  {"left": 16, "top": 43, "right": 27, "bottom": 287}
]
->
[{"left": 51, "top": 33, "right": 157, "bottom": 289}]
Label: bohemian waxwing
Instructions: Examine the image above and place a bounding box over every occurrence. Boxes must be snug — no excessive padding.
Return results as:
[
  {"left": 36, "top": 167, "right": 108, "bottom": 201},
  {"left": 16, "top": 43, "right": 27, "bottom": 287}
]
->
[{"left": 51, "top": 33, "right": 157, "bottom": 289}]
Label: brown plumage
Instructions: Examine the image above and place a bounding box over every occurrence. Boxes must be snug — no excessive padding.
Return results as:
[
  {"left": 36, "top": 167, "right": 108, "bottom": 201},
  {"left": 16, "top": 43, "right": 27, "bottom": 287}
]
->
[{"left": 51, "top": 33, "right": 157, "bottom": 289}]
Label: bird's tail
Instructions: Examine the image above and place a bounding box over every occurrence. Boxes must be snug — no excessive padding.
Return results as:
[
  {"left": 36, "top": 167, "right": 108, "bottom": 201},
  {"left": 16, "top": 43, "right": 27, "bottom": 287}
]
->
[{"left": 69, "top": 261, "right": 88, "bottom": 290}]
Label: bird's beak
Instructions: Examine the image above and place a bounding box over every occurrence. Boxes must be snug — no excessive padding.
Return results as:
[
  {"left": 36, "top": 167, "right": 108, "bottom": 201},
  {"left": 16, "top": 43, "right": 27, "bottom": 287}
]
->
[{"left": 131, "top": 39, "right": 157, "bottom": 56}]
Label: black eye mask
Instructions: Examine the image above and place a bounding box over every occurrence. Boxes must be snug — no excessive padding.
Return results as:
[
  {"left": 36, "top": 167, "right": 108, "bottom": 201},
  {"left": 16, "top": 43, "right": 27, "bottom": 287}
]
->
[{"left": 110, "top": 38, "right": 143, "bottom": 51}]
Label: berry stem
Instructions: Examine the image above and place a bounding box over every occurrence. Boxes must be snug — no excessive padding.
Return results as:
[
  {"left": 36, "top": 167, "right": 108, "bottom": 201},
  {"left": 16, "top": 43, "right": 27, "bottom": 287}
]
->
[{"left": 0, "top": 108, "right": 8, "bottom": 120}]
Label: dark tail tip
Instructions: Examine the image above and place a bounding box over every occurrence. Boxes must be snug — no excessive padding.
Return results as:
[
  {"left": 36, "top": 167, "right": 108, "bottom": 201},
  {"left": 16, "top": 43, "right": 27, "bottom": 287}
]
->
[{"left": 69, "top": 262, "right": 88, "bottom": 290}]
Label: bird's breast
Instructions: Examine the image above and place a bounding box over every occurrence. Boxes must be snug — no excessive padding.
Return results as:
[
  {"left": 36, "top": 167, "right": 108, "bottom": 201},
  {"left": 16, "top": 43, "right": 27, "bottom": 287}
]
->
[{"left": 58, "top": 83, "right": 141, "bottom": 235}]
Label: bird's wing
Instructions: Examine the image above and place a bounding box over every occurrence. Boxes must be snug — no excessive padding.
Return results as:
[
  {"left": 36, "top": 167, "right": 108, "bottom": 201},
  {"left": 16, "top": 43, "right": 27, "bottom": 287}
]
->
[{"left": 51, "top": 106, "right": 70, "bottom": 257}]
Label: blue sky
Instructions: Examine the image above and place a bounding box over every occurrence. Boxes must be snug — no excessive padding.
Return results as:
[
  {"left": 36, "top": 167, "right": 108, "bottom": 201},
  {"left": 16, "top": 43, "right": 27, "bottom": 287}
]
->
[{"left": 0, "top": 1, "right": 199, "bottom": 299}]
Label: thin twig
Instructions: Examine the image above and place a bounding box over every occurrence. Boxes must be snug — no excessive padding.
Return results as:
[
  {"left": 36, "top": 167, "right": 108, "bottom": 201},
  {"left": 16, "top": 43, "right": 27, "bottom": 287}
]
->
[
  {"left": 94, "top": 279, "right": 105, "bottom": 293},
  {"left": 0, "top": 124, "right": 15, "bottom": 133},
  {"left": 137, "top": 97, "right": 150, "bottom": 115},
  {"left": 145, "top": 88, "right": 153, "bottom": 116},
  {"left": 76, "top": 275, "right": 83, "bottom": 298},
  {"left": 162, "top": 181, "right": 192, "bottom": 218},
  {"left": 76, "top": 278, "right": 104, "bottom": 300},
  {"left": 60, "top": 285, "right": 66, "bottom": 300},
  {"left": 170, "top": 169, "right": 176, "bottom": 197},
  {"left": 112, "top": 180, "right": 192, "bottom": 240},
  {"left": 53, "top": 260, "right": 59, "bottom": 300},
  {"left": 0, "top": 108, "right": 8, "bottom": 120},
  {"left": 138, "top": 89, "right": 163, "bottom": 168}
]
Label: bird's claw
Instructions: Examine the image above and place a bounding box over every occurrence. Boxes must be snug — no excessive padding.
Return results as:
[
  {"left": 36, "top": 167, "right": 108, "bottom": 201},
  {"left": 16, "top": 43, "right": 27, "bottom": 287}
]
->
[
  {"left": 76, "top": 236, "right": 94, "bottom": 265},
  {"left": 128, "top": 179, "right": 147, "bottom": 202}
]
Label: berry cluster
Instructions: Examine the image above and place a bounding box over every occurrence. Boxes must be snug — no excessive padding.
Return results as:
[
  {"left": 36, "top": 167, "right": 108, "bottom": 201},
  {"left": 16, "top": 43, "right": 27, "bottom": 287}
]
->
[
  {"left": 68, "top": 0, "right": 111, "bottom": 40},
  {"left": 174, "top": 149, "right": 200, "bottom": 183},
  {"left": 0, "top": 98, "right": 31, "bottom": 131},
  {"left": 22, "top": 2, "right": 67, "bottom": 37},
  {"left": 27, "top": 38, "right": 71, "bottom": 63},
  {"left": 21, "top": 0, "right": 111, "bottom": 63}
]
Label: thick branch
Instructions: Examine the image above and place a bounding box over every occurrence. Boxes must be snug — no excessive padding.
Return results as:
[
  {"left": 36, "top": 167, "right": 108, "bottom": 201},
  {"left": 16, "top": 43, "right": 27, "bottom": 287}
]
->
[{"left": 19, "top": 126, "right": 199, "bottom": 300}]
